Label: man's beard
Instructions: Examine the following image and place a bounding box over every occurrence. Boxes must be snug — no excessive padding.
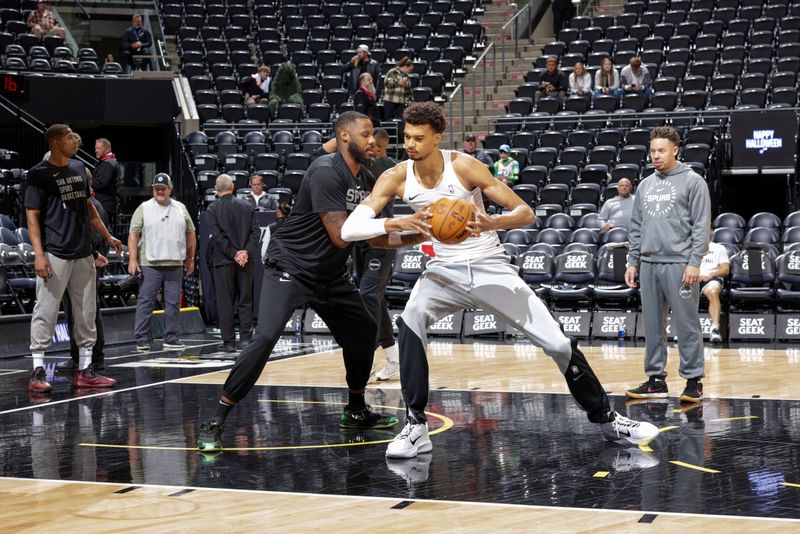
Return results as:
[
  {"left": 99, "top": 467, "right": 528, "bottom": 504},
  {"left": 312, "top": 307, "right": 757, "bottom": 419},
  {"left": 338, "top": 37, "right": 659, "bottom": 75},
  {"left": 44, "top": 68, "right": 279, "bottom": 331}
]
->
[{"left": 347, "top": 140, "right": 369, "bottom": 163}]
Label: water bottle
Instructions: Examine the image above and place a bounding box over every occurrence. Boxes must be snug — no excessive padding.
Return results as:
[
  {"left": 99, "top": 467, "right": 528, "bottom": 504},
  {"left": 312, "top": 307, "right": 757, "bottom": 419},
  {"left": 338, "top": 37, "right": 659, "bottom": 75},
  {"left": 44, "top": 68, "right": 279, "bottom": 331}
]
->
[
  {"left": 294, "top": 314, "right": 302, "bottom": 340},
  {"left": 618, "top": 327, "right": 626, "bottom": 346}
]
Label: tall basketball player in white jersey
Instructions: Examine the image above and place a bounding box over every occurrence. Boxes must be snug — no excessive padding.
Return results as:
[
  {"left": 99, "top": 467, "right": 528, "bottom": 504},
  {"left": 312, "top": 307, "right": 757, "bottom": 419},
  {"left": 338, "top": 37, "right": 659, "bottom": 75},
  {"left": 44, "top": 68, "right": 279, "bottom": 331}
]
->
[{"left": 342, "top": 103, "right": 659, "bottom": 458}]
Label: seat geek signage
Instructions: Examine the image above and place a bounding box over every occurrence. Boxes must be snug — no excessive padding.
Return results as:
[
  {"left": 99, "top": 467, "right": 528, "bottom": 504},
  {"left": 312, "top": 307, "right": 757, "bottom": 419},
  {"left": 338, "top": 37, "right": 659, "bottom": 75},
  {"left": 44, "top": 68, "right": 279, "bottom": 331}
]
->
[
  {"left": 463, "top": 310, "right": 506, "bottom": 336},
  {"left": 553, "top": 311, "right": 591, "bottom": 338},
  {"left": 304, "top": 309, "right": 330, "bottom": 334},
  {"left": 426, "top": 311, "right": 463, "bottom": 336},
  {"left": 777, "top": 315, "right": 800, "bottom": 340},
  {"left": 593, "top": 311, "right": 637, "bottom": 338},
  {"left": 283, "top": 309, "right": 305, "bottom": 333},
  {"left": 729, "top": 313, "right": 775, "bottom": 341}
]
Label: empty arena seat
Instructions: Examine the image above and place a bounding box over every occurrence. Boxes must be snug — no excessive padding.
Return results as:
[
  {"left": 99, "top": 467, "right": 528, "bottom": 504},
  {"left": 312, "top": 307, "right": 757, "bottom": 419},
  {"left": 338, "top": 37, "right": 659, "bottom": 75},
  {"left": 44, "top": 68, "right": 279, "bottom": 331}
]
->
[
  {"left": 550, "top": 249, "right": 595, "bottom": 307},
  {"left": 593, "top": 243, "right": 639, "bottom": 309},
  {"left": 748, "top": 212, "right": 782, "bottom": 231},
  {"left": 385, "top": 249, "right": 428, "bottom": 304},
  {"left": 713, "top": 212, "right": 746, "bottom": 230},
  {"left": 776, "top": 250, "right": 800, "bottom": 310},
  {"left": 517, "top": 248, "right": 554, "bottom": 300},
  {"left": 728, "top": 247, "right": 776, "bottom": 310}
]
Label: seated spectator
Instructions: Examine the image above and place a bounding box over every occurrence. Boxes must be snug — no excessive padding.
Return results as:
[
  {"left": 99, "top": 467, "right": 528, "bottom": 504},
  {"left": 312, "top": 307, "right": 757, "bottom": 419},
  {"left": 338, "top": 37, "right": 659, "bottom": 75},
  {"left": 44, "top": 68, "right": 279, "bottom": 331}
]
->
[
  {"left": 27, "top": 1, "right": 65, "bottom": 39},
  {"left": 243, "top": 65, "right": 271, "bottom": 105},
  {"left": 463, "top": 133, "right": 493, "bottom": 172},
  {"left": 246, "top": 175, "right": 277, "bottom": 210},
  {"left": 598, "top": 177, "right": 634, "bottom": 230},
  {"left": 617, "top": 57, "right": 652, "bottom": 98},
  {"left": 493, "top": 144, "right": 519, "bottom": 186},
  {"left": 382, "top": 56, "right": 413, "bottom": 120},
  {"left": 594, "top": 57, "right": 620, "bottom": 98},
  {"left": 105, "top": 53, "right": 115, "bottom": 64},
  {"left": 120, "top": 14, "right": 152, "bottom": 72},
  {"left": 353, "top": 72, "right": 380, "bottom": 126},
  {"left": 700, "top": 236, "right": 730, "bottom": 344},
  {"left": 342, "top": 44, "right": 381, "bottom": 95},
  {"left": 569, "top": 61, "right": 592, "bottom": 99},
  {"left": 534, "top": 56, "right": 567, "bottom": 104}
]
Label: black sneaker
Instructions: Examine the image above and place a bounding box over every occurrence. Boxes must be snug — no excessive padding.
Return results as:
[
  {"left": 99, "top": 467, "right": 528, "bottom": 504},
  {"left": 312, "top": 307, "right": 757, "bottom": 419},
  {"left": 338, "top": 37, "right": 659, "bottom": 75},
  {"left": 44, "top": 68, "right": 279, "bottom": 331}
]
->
[
  {"left": 136, "top": 341, "right": 151, "bottom": 353},
  {"left": 57, "top": 359, "right": 79, "bottom": 372},
  {"left": 197, "top": 419, "right": 224, "bottom": 452},
  {"left": 625, "top": 377, "right": 669, "bottom": 399},
  {"left": 339, "top": 405, "right": 398, "bottom": 429},
  {"left": 679, "top": 379, "right": 703, "bottom": 403},
  {"left": 219, "top": 342, "right": 238, "bottom": 353}
]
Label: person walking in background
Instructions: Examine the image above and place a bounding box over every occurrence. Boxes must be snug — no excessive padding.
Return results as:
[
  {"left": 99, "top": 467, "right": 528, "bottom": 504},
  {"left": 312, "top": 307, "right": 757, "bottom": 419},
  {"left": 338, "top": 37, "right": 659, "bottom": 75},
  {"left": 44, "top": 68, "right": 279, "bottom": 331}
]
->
[
  {"left": 206, "top": 174, "right": 260, "bottom": 352},
  {"left": 342, "top": 44, "right": 381, "bottom": 95},
  {"left": 382, "top": 57, "right": 414, "bottom": 121},
  {"left": 92, "top": 138, "right": 120, "bottom": 235},
  {"left": 353, "top": 73, "right": 381, "bottom": 126},
  {"left": 128, "top": 173, "right": 196, "bottom": 353},
  {"left": 624, "top": 126, "right": 710, "bottom": 404}
]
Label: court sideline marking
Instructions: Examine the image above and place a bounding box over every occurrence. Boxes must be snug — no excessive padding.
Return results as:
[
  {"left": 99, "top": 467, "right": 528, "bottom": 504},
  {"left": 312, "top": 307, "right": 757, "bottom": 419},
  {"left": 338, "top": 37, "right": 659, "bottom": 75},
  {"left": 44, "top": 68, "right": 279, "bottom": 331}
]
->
[
  {"left": 0, "top": 347, "right": 339, "bottom": 417},
  {"left": 1, "top": 476, "right": 799, "bottom": 524}
]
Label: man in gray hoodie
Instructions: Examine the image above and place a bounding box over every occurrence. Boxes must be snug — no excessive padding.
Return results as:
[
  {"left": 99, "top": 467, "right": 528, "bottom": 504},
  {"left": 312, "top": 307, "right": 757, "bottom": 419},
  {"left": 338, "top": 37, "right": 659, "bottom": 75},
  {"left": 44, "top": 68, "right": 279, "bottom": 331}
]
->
[{"left": 623, "top": 126, "right": 710, "bottom": 403}]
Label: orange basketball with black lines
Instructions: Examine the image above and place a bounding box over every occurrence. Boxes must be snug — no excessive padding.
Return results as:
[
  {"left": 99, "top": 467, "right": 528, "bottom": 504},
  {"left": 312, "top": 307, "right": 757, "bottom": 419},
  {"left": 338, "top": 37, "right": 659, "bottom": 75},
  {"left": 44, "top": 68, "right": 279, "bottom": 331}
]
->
[{"left": 429, "top": 197, "right": 473, "bottom": 244}]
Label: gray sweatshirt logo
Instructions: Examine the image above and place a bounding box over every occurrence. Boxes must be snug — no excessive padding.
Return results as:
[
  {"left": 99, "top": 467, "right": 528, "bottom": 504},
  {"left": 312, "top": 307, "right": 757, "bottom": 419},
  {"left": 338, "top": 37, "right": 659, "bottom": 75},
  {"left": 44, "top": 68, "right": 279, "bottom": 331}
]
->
[{"left": 643, "top": 180, "right": 676, "bottom": 218}]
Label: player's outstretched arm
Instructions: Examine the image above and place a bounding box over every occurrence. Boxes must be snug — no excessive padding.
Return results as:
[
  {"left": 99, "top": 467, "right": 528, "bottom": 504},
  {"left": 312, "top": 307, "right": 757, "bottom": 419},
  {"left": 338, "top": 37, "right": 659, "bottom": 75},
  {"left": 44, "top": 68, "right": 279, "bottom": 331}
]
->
[
  {"left": 453, "top": 154, "right": 535, "bottom": 234},
  {"left": 341, "top": 163, "right": 431, "bottom": 245}
]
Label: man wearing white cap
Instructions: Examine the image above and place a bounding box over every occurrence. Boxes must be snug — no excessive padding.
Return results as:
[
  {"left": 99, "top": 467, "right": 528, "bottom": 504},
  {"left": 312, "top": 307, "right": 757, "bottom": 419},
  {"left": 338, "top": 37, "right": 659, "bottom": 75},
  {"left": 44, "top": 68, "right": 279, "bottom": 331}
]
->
[
  {"left": 128, "top": 173, "right": 197, "bottom": 352},
  {"left": 342, "top": 44, "right": 382, "bottom": 95}
]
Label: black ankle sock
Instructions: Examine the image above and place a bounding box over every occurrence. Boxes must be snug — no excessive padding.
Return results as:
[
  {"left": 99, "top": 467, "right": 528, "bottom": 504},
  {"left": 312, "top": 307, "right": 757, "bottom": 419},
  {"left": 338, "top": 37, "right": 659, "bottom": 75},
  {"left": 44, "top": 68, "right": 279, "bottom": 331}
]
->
[
  {"left": 347, "top": 392, "right": 366, "bottom": 410},
  {"left": 213, "top": 399, "right": 234, "bottom": 423}
]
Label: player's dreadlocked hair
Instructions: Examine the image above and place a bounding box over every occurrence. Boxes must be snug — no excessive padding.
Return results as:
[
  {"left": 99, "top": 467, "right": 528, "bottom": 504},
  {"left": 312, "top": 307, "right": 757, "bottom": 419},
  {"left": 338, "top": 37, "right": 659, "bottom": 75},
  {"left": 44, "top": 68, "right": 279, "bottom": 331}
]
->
[{"left": 403, "top": 102, "right": 447, "bottom": 134}]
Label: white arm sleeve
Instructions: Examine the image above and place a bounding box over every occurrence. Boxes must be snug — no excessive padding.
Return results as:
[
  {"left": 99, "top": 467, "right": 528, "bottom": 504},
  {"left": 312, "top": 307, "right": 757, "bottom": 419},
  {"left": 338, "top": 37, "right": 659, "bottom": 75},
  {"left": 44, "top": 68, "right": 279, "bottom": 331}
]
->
[{"left": 341, "top": 204, "right": 387, "bottom": 242}]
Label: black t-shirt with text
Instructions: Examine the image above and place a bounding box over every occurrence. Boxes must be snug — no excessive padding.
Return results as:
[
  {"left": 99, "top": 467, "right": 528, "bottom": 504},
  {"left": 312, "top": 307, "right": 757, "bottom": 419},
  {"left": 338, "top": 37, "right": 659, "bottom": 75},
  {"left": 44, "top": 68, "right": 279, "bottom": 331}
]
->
[
  {"left": 23, "top": 159, "right": 92, "bottom": 260},
  {"left": 266, "top": 152, "right": 372, "bottom": 284}
]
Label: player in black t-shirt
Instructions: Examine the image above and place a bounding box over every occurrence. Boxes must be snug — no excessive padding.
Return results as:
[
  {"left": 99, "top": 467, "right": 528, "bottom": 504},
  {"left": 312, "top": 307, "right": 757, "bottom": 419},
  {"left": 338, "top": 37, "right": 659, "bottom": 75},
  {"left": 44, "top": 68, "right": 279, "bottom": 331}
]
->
[
  {"left": 24, "top": 124, "right": 122, "bottom": 396},
  {"left": 198, "top": 112, "right": 430, "bottom": 453}
]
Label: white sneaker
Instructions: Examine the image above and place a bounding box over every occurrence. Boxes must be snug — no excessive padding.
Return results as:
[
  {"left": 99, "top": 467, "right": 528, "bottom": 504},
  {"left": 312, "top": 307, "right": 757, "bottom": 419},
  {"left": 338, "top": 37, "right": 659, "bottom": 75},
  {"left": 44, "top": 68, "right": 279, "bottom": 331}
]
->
[
  {"left": 386, "top": 421, "right": 432, "bottom": 458},
  {"left": 601, "top": 412, "right": 660, "bottom": 446},
  {"left": 709, "top": 329, "right": 722, "bottom": 343},
  {"left": 599, "top": 444, "right": 660, "bottom": 472},
  {"left": 386, "top": 454, "right": 433, "bottom": 484},
  {"left": 370, "top": 361, "right": 400, "bottom": 382}
]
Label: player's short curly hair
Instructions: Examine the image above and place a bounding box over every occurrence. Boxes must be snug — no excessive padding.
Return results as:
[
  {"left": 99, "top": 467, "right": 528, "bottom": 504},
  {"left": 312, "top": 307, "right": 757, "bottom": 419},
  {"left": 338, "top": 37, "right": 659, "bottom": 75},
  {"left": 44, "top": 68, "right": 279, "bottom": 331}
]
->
[
  {"left": 650, "top": 126, "right": 681, "bottom": 145},
  {"left": 403, "top": 102, "right": 447, "bottom": 134}
]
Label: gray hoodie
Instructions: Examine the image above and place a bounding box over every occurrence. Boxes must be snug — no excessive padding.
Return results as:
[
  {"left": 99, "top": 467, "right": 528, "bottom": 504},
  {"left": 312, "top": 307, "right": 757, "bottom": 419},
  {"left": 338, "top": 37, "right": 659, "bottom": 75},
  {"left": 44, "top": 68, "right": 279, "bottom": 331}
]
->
[{"left": 627, "top": 162, "right": 710, "bottom": 268}]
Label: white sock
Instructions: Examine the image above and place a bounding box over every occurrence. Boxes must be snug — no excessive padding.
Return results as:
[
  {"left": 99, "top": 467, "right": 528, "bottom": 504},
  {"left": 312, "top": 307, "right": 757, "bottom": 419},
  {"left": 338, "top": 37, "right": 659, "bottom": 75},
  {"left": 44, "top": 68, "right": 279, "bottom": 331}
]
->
[
  {"left": 32, "top": 353, "right": 44, "bottom": 369},
  {"left": 384, "top": 344, "right": 399, "bottom": 364},
  {"left": 79, "top": 348, "right": 92, "bottom": 370},
  {"left": 711, "top": 322, "right": 720, "bottom": 331},
  {"left": 33, "top": 410, "right": 44, "bottom": 427}
]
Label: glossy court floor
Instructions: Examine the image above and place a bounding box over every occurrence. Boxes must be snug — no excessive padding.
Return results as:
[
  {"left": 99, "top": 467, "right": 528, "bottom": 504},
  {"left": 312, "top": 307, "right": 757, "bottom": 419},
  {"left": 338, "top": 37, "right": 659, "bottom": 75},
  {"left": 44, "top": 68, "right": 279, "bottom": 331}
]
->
[{"left": 1, "top": 335, "right": 800, "bottom": 532}]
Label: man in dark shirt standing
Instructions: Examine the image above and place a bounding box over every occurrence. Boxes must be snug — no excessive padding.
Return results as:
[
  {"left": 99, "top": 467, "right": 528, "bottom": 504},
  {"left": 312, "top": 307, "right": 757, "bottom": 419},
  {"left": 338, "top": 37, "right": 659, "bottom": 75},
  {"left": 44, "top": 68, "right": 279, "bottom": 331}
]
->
[
  {"left": 197, "top": 112, "right": 430, "bottom": 453},
  {"left": 25, "top": 124, "right": 122, "bottom": 396},
  {"left": 206, "top": 174, "right": 260, "bottom": 352},
  {"left": 535, "top": 56, "right": 568, "bottom": 105},
  {"left": 342, "top": 44, "right": 382, "bottom": 95},
  {"left": 92, "top": 137, "right": 119, "bottom": 235}
]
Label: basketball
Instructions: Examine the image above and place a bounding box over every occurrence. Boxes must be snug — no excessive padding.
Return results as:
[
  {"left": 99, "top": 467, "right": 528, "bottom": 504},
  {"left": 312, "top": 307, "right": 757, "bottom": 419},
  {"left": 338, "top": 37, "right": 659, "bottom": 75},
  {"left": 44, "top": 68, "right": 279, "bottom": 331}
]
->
[{"left": 428, "top": 197, "right": 473, "bottom": 244}]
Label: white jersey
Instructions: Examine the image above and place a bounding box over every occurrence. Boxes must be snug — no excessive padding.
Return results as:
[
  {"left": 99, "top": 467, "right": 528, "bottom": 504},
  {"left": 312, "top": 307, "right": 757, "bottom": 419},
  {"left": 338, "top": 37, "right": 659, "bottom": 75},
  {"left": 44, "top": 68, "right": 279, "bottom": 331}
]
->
[
  {"left": 700, "top": 241, "right": 729, "bottom": 277},
  {"left": 402, "top": 149, "right": 503, "bottom": 262}
]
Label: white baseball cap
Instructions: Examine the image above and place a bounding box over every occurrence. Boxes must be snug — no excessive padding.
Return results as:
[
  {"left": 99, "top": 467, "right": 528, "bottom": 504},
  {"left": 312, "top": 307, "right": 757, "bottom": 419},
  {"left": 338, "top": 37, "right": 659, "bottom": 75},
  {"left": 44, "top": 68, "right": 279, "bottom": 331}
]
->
[{"left": 357, "top": 44, "right": 370, "bottom": 54}]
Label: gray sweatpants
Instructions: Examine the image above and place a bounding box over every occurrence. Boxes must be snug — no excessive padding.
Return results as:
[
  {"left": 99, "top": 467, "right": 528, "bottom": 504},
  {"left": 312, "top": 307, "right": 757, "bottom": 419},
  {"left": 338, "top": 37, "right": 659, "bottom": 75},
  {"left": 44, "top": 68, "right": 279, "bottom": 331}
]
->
[
  {"left": 30, "top": 253, "right": 96, "bottom": 352},
  {"left": 639, "top": 261, "right": 704, "bottom": 379}
]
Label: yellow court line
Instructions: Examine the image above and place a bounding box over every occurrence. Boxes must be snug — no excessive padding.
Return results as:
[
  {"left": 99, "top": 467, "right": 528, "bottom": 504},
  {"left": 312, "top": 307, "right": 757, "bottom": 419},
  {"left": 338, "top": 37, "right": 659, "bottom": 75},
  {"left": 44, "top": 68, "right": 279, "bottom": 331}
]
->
[
  {"left": 593, "top": 471, "right": 610, "bottom": 478},
  {"left": 659, "top": 425, "right": 680, "bottom": 432},
  {"left": 639, "top": 445, "right": 653, "bottom": 452},
  {"left": 669, "top": 461, "right": 720, "bottom": 474},
  {"left": 709, "top": 416, "right": 759, "bottom": 422},
  {"left": 80, "top": 401, "right": 453, "bottom": 452},
  {"left": 152, "top": 306, "right": 200, "bottom": 315},
  {"left": 782, "top": 482, "right": 800, "bottom": 489}
]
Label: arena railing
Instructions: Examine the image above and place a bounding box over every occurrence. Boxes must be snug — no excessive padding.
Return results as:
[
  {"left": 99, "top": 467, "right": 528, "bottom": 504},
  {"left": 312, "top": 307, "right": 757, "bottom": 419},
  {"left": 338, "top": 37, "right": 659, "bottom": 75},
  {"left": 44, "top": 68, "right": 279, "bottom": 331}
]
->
[
  {"left": 447, "top": 83, "right": 465, "bottom": 148},
  {"left": 470, "top": 42, "right": 495, "bottom": 118}
]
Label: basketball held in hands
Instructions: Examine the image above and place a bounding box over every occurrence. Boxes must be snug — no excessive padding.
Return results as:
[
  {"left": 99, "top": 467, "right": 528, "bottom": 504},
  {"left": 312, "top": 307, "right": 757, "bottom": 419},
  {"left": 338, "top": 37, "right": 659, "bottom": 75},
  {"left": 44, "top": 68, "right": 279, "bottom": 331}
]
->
[{"left": 428, "top": 197, "right": 474, "bottom": 244}]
